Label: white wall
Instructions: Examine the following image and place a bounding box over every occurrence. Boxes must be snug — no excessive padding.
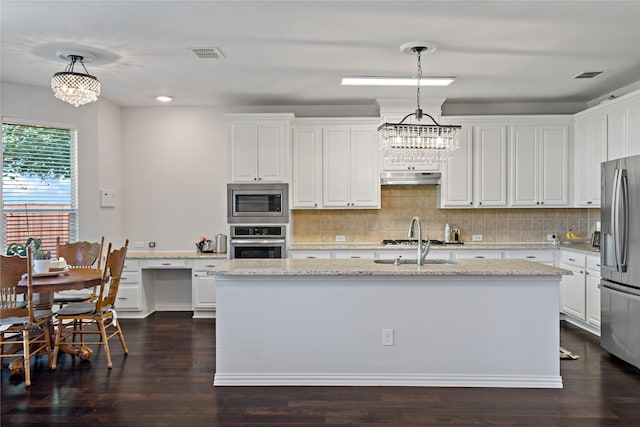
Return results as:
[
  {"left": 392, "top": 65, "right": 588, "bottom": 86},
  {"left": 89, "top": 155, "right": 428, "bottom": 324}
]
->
[{"left": 121, "top": 107, "right": 228, "bottom": 251}]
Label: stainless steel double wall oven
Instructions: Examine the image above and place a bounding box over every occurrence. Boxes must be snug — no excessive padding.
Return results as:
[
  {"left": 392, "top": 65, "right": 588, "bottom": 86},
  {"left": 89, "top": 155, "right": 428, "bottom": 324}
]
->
[{"left": 227, "top": 183, "right": 288, "bottom": 259}]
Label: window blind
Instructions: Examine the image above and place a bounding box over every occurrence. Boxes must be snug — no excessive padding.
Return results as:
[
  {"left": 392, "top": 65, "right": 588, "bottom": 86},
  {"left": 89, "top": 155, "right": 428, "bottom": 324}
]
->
[{"left": 2, "top": 121, "right": 78, "bottom": 255}]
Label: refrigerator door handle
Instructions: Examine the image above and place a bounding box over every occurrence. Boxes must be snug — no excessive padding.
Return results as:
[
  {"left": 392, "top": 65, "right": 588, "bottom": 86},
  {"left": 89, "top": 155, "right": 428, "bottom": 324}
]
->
[
  {"left": 612, "top": 168, "right": 621, "bottom": 271},
  {"left": 602, "top": 282, "right": 640, "bottom": 301},
  {"left": 620, "top": 170, "right": 629, "bottom": 272}
]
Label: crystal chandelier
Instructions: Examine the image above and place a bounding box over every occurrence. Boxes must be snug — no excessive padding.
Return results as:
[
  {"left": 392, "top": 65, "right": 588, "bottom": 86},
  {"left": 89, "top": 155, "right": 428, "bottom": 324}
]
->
[
  {"left": 378, "top": 43, "right": 461, "bottom": 164},
  {"left": 51, "top": 54, "right": 101, "bottom": 107}
]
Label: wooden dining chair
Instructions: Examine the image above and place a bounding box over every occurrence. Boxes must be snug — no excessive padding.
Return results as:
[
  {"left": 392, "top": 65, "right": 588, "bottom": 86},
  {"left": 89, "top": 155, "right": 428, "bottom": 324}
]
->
[
  {"left": 52, "top": 240, "right": 129, "bottom": 369},
  {"left": 0, "top": 247, "right": 54, "bottom": 386},
  {"left": 53, "top": 236, "right": 104, "bottom": 307}
]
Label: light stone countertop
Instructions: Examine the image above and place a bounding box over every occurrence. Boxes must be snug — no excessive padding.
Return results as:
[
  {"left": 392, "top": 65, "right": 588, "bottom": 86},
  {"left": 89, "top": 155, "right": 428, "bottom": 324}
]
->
[
  {"left": 212, "top": 258, "right": 570, "bottom": 277},
  {"left": 126, "top": 251, "right": 227, "bottom": 259},
  {"left": 288, "top": 242, "right": 600, "bottom": 255}
]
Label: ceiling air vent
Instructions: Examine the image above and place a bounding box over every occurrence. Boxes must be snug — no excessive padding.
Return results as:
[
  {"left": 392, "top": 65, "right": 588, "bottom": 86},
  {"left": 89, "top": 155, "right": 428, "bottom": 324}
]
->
[
  {"left": 191, "top": 47, "right": 225, "bottom": 59},
  {"left": 573, "top": 71, "right": 604, "bottom": 79}
]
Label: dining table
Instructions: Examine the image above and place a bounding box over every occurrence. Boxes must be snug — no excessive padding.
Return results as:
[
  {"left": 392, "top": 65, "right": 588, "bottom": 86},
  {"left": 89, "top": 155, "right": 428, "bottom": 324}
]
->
[{"left": 10, "top": 268, "right": 103, "bottom": 373}]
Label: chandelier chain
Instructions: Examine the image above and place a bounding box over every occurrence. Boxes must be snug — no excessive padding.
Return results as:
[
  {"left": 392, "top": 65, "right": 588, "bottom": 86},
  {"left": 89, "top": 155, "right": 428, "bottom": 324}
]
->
[{"left": 416, "top": 49, "right": 422, "bottom": 115}]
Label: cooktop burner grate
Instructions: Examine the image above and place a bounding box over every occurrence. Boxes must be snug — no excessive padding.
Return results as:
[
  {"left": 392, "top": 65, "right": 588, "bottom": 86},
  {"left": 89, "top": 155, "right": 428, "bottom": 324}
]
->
[{"left": 381, "top": 239, "right": 463, "bottom": 246}]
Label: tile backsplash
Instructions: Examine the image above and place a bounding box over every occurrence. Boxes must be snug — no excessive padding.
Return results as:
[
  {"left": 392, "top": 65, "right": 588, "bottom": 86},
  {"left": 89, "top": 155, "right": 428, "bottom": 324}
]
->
[{"left": 292, "top": 186, "right": 600, "bottom": 244}]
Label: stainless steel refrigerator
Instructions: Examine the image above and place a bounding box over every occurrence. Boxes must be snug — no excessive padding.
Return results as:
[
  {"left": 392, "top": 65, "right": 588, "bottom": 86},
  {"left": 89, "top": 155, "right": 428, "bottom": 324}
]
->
[{"left": 601, "top": 154, "right": 640, "bottom": 368}]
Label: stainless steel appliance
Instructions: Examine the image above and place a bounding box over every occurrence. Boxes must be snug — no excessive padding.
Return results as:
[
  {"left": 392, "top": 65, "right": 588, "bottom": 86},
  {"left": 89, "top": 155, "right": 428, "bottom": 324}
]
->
[
  {"left": 229, "top": 225, "right": 286, "bottom": 259},
  {"left": 215, "top": 234, "right": 227, "bottom": 254},
  {"left": 601, "top": 154, "right": 640, "bottom": 369},
  {"left": 227, "top": 183, "right": 288, "bottom": 224}
]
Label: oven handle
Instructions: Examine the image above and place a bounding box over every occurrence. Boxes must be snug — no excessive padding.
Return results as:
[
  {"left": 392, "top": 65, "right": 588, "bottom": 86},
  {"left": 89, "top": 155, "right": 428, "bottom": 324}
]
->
[{"left": 230, "top": 239, "right": 286, "bottom": 245}]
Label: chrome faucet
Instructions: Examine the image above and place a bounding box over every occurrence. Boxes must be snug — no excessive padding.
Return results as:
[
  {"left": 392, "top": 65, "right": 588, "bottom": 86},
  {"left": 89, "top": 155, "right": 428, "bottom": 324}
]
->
[{"left": 408, "top": 216, "right": 430, "bottom": 265}]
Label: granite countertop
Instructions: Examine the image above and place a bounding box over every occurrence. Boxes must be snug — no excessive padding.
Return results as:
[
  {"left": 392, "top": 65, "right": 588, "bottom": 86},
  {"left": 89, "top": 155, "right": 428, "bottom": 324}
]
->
[
  {"left": 288, "top": 242, "right": 600, "bottom": 255},
  {"left": 127, "top": 251, "right": 227, "bottom": 259},
  {"left": 213, "top": 258, "right": 570, "bottom": 277}
]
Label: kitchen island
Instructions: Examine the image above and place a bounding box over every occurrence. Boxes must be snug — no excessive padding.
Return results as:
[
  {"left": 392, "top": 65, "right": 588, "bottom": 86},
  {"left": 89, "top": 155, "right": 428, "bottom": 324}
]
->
[{"left": 212, "top": 258, "right": 569, "bottom": 388}]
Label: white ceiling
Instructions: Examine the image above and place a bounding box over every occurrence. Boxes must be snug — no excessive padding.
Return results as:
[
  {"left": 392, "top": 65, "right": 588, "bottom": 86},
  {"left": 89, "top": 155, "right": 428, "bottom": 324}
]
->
[{"left": 2, "top": 0, "right": 640, "bottom": 113}]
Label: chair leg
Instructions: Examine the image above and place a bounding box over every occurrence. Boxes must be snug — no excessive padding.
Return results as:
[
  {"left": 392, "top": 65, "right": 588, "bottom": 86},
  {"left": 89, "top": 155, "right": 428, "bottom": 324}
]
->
[
  {"left": 23, "top": 330, "right": 31, "bottom": 387},
  {"left": 114, "top": 320, "right": 129, "bottom": 355},
  {"left": 97, "top": 319, "right": 112, "bottom": 368},
  {"left": 43, "top": 323, "right": 54, "bottom": 368},
  {"left": 51, "top": 319, "right": 64, "bottom": 370}
]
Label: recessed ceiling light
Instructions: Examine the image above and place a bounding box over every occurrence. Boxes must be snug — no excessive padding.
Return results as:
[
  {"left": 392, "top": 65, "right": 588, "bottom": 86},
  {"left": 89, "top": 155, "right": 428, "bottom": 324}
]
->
[
  {"left": 156, "top": 95, "right": 173, "bottom": 102},
  {"left": 341, "top": 77, "right": 455, "bottom": 87}
]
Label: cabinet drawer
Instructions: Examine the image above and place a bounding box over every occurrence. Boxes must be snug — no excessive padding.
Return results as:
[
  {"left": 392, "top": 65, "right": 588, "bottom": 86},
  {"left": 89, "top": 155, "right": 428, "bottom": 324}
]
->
[
  {"left": 289, "top": 250, "right": 332, "bottom": 259},
  {"left": 452, "top": 250, "right": 503, "bottom": 259},
  {"left": 586, "top": 255, "right": 601, "bottom": 274},
  {"left": 120, "top": 271, "right": 140, "bottom": 284},
  {"left": 116, "top": 285, "right": 141, "bottom": 310},
  {"left": 561, "top": 251, "right": 586, "bottom": 268},
  {"left": 123, "top": 259, "right": 139, "bottom": 271},
  {"left": 504, "top": 250, "right": 554, "bottom": 264},
  {"left": 333, "top": 250, "right": 374, "bottom": 260},
  {"left": 144, "top": 259, "right": 188, "bottom": 269},
  {"left": 192, "top": 259, "right": 225, "bottom": 270}
]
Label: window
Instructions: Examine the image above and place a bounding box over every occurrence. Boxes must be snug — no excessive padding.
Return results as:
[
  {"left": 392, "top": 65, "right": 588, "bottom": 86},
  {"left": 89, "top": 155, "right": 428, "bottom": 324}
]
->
[{"left": 2, "top": 120, "right": 78, "bottom": 255}]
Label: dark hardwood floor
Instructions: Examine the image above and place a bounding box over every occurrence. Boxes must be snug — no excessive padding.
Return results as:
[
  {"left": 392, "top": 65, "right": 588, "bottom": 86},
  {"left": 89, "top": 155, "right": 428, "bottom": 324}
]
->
[{"left": 2, "top": 312, "right": 640, "bottom": 426}]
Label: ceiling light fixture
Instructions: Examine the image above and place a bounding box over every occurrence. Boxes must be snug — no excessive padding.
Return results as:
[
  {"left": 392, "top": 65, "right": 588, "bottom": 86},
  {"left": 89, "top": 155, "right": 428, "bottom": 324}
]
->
[
  {"left": 156, "top": 95, "right": 173, "bottom": 102},
  {"left": 51, "top": 52, "right": 101, "bottom": 107},
  {"left": 378, "top": 42, "right": 461, "bottom": 165},
  {"left": 341, "top": 76, "right": 455, "bottom": 87}
]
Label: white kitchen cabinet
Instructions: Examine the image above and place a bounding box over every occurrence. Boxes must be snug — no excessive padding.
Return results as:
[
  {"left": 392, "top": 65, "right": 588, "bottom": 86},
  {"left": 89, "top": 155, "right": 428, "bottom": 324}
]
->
[
  {"left": 474, "top": 125, "right": 507, "bottom": 207},
  {"left": 438, "top": 126, "right": 473, "bottom": 207},
  {"left": 452, "top": 249, "right": 503, "bottom": 260},
  {"left": 289, "top": 249, "right": 333, "bottom": 259},
  {"left": 227, "top": 114, "right": 293, "bottom": 182},
  {"left": 192, "top": 259, "right": 225, "bottom": 318},
  {"left": 504, "top": 249, "right": 555, "bottom": 265},
  {"left": 585, "top": 254, "right": 601, "bottom": 328},
  {"left": 560, "top": 252, "right": 586, "bottom": 321},
  {"left": 509, "top": 125, "right": 569, "bottom": 207},
  {"left": 333, "top": 249, "right": 375, "bottom": 260},
  {"left": 322, "top": 126, "right": 379, "bottom": 208},
  {"left": 116, "top": 259, "right": 143, "bottom": 311},
  {"left": 606, "top": 94, "right": 640, "bottom": 160},
  {"left": 574, "top": 111, "right": 607, "bottom": 207},
  {"left": 291, "top": 126, "right": 323, "bottom": 208}
]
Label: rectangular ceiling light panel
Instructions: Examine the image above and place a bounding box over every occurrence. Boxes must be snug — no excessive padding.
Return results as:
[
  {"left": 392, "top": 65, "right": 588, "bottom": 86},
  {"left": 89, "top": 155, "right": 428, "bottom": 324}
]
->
[{"left": 341, "top": 77, "right": 455, "bottom": 87}]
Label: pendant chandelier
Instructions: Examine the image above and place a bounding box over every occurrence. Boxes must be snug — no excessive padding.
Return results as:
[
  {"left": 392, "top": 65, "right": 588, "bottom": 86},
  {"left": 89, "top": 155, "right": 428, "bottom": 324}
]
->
[
  {"left": 378, "top": 43, "right": 461, "bottom": 164},
  {"left": 51, "top": 54, "right": 101, "bottom": 107}
]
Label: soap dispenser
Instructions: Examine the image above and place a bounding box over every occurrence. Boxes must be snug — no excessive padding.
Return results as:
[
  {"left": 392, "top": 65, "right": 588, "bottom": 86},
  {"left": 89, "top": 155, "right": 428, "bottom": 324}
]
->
[{"left": 444, "top": 223, "right": 451, "bottom": 243}]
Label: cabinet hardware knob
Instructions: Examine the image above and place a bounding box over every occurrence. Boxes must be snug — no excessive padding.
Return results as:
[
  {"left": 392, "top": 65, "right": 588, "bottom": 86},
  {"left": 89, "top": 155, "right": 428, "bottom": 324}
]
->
[
  {"left": 525, "top": 256, "right": 536, "bottom": 259},
  {"left": 587, "top": 201, "right": 592, "bottom": 205},
  {"left": 161, "top": 263, "right": 171, "bottom": 266},
  {"left": 475, "top": 256, "right": 485, "bottom": 259}
]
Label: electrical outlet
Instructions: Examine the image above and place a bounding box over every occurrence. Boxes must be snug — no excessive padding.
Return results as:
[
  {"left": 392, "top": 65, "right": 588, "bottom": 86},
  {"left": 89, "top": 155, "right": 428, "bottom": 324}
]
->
[
  {"left": 134, "top": 241, "right": 145, "bottom": 248},
  {"left": 336, "top": 235, "right": 346, "bottom": 242},
  {"left": 472, "top": 234, "right": 483, "bottom": 242},
  {"left": 148, "top": 241, "right": 156, "bottom": 248},
  {"left": 382, "top": 328, "right": 394, "bottom": 346},
  {"left": 547, "top": 234, "right": 557, "bottom": 242}
]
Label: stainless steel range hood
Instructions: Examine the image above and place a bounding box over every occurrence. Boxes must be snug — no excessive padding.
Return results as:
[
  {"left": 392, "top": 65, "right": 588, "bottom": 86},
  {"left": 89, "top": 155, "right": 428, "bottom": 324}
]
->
[{"left": 380, "top": 171, "right": 441, "bottom": 185}]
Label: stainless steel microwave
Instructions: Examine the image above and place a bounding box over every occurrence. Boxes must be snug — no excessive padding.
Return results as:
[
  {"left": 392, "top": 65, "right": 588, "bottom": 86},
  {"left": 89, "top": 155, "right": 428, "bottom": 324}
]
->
[{"left": 227, "top": 183, "right": 289, "bottom": 224}]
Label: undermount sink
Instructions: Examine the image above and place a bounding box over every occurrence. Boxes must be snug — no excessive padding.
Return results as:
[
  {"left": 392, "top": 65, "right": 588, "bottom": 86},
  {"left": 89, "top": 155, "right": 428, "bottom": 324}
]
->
[{"left": 373, "top": 258, "right": 455, "bottom": 265}]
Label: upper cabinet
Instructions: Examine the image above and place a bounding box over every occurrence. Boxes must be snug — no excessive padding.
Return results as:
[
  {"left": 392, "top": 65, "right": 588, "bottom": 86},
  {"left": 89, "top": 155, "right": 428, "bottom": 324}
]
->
[
  {"left": 227, "top": 114, "right": 293, "bottom": 182},
  {"left": 439, "top": 116, "right": 572, "bottom": 208},
  {"left": 291, "top": 119, "right": 380, "bottom": 209},
  {"left": 574, "top": 111, "right": 606, "bottom": 207},
  {"left": 606, "top": 92, "right": 640, "bottom": 160},
  {"left": 509, "top": 124, "right": 569, "bottom": 207}
]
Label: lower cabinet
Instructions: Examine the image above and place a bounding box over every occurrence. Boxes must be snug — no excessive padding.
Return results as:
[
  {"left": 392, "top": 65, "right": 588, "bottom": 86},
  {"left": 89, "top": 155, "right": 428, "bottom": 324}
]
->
[
  {"left": 117, "top": 259, "right": 143, "bottom": 311},
  {"left": 192, "top": 259, "right": 225, "bottom": 318},
  {"left": 559, "top": 250, "right": 601, "bottom": 335}
]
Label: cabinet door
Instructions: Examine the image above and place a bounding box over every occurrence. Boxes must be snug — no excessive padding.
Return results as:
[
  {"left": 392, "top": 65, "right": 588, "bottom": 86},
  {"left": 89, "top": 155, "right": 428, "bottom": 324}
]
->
[
  {"left": 348, "top": 128, "right": 379, "bottom": 207},
  {"left": 439, "top": 127, "right": 473, "bottom": 207},
  {"left": 561, "top": 265, "right": 586, "bottom": 320},
  {"left": 292, "top": 127, "right": 322, "bottom": 208},
  {"left": 575, "top": 114, "right": 606, "bottom": 207},
  {"left": 257, "top": 124, "right": 285, "bottom": 182},
  {"left": 628, "top": 97, "right": 640, "bottom": 157},
  {"left": 539, "top": 125, "right": 569, "bottom": 206},
  {"left": 585, "top": 273, "right": 601, "bottom": 327},
  {"left": 231, "top": 124, "right": 259, "bottom": 182},
  {"left": 322, "top": 127, "right": 351, "bottom": 207},
  {"left": 510, "top": 125, "right": 539, "bottom": 206},
  {"left": 475, "top": 126, "right": 507, "bottom": 206},
  {"left": 192, "top": 272, "right": 216, "bottom": 309}
]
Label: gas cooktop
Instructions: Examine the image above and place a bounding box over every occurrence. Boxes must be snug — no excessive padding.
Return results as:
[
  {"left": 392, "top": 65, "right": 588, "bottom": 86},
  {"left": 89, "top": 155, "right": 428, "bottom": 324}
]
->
[{"left": 381, "top": 239, "right": 464, "bottom": 246}]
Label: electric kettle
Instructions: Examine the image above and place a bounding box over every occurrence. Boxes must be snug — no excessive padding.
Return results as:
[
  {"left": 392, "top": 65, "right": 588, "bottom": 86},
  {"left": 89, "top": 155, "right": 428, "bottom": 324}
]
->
[{"left": 215, "top": 234, "right": 227, "bottom": 254}]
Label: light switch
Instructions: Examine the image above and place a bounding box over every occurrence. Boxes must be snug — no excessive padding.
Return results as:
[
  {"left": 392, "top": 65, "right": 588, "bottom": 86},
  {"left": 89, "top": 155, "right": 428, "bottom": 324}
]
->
[{"left": 100, "top": 190, "right": 116, "bottom": 208}]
